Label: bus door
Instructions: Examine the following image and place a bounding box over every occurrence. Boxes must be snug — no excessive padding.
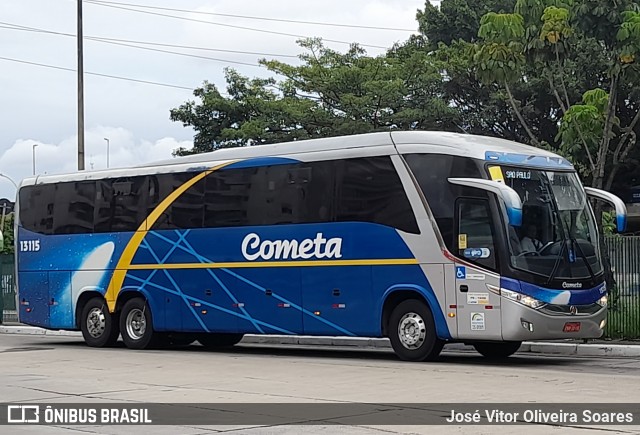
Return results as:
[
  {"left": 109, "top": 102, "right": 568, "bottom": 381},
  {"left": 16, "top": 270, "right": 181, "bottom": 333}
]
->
[{"left": 453, "top": 198, "right": 502, "bottom": 340}]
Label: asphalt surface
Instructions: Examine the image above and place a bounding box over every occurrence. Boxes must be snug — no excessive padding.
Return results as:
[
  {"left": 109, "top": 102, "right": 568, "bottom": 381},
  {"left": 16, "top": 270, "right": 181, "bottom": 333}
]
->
[{"left": 1, "top": 333, "right": 640, "bottom": 434}]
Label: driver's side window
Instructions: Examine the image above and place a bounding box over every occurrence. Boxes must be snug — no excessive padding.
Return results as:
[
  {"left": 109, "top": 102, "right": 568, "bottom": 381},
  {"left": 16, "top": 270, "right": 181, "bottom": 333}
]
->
[{"left": 456, "top": 198, "right": 497, "bottom": 271}]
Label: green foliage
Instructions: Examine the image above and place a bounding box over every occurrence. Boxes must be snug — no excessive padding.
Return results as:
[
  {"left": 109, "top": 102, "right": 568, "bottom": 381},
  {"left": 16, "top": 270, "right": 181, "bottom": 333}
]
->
[
  {"left": 170, "top": 38, "right": 460, "bottom": 154},
  {"left": 617, "top": 10, "right": 640, "bottom": 64},
  {"left": 540, "top": 6, "right": 572, "bottom": 44},
  {"left": 0, "top": 214, "right": 13, "bottom": 255},
  {"left": 474, "top": 13, "right": 526, "bottom": 84},
  {"left": 601, "top": 211, "right": 617, "bottom": 235},
  {"left": 418, "top": 0, "right": 516, "bottom": 47}
]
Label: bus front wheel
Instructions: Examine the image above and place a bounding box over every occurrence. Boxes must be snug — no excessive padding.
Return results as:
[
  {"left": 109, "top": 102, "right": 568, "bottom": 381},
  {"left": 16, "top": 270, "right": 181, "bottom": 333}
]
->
[
  {"left": 473, "top": 341, "right": 522, "bottom": 359},
  {"left": 120, "top": 298, "right": 156, "bottom": 349},
  {"left": 80, "top": 297, "right": 120, "bottom": 347},
  {"left": 198, "top": 333, "right": 244, "bottom": 349},
  {"left": 388, "top": 299, "right": 443, "bottom": 362}
]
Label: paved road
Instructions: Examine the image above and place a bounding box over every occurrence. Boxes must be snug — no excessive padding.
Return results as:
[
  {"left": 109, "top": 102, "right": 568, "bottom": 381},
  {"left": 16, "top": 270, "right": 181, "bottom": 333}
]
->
[{"left": 1, "top": 333, "right": 640, "bottom": 434}]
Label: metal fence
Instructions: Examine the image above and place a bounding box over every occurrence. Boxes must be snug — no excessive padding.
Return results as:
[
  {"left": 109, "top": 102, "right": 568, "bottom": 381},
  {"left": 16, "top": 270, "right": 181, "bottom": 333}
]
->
[
  {"left": 605, "top": 236, "right": 640, "bottom": 339},
  {"left": 0, "top": 254, "right": 15, "bottom": 323},
  {"left": 0, "top": 240, "right": 639, "bottom": 337}
]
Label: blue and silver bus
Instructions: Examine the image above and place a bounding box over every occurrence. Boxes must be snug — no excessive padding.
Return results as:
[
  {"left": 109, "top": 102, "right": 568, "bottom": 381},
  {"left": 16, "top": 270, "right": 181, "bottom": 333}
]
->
[{"left": 14, "top": 132, "right": 627, "bottom": 361}]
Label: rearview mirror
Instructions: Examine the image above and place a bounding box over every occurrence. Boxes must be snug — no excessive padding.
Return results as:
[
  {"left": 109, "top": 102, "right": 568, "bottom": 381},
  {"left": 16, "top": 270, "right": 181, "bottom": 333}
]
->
[
  {"left": 584, "top": 187, "right": 628, "bottom": 232},
  {"left": 448, "top": 178, "right": 523, "bottom": 227}
]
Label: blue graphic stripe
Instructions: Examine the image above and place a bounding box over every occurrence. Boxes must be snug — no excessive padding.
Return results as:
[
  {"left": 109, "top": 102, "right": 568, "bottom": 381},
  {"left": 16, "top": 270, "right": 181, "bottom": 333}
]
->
[
  {"left": 148, "top": 230, "right": 356, "bottom": 336},
  {"left": 177, "top": 234, "right": 265, "bottom": 333},
  {"left": 223, "top": 157, "right": 299, "bottom": 170},
  {"left": 140, "top": 235, "right": 210, "bottom": 332},
  {"left": 125, "top": 273, "right": 294, "bottom": 334}
]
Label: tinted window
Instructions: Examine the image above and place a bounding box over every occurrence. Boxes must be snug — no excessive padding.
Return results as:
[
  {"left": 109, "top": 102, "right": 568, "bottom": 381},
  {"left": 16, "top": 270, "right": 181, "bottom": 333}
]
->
[
  {"left": 203, "top": 168, "right": 253, "bottom": 228},
  {"left": 336, "top": 157, "right": 418, "bottom": 233},
  {"left": 152, "top": 173, "right": 205, "bottom": 230},
  {"left": 20, "top": 157, "right": 419, "bottom": 235},
  {"left": 457, "top": 198, "right": 497, "bottom": 270},
  {"left": 53, "top": 181, "right": 96, "bottom": 234},
  {"left": 110, "top": 177, "right": 149, "bottom": 232},
  {"left": 406, "top": 154, "right": 485, "bottom": 249},
  {"left": 19, "top": 185, "right": 55, "bottom": 234}
]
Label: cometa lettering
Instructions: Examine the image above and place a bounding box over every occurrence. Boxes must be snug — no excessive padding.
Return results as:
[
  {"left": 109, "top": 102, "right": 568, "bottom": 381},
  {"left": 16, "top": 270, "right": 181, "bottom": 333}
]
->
[{"left": 242, "top": 233, "right": 343, "bottom": 261}]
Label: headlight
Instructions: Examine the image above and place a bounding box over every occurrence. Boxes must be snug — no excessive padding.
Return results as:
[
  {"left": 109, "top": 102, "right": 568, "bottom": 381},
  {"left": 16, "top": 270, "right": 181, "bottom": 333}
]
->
[
  {"left": 597, "top": 295, "right": 608, "bottom": 307},
  {"left": 500, "top": 288, "right": 546, "bottom": 310}
]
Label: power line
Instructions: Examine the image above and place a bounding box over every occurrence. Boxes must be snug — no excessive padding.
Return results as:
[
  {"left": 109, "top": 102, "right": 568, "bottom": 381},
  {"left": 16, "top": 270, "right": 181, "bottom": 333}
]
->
[
  {"left": 0, "top": 21, "right": 299, "bottom": 59},
  {"left": 86, "top": 0, "right": 417, "bottom": 32},
  {"left": 0, "top": 23, "right": 263, "bottom": 67},
  {"left": 0, "top": 55, "right": 195, "bottom": 90},
  {"left": 83, "top": 0, "right": 389, "bottom": 50},
  {"left": 92, "top": 38, "right": 261, "bottom": 67}
]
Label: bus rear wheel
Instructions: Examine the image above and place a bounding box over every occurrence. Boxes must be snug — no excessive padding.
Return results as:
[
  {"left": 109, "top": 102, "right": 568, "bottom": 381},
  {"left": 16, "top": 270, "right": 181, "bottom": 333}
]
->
[
  {"left": 120, "top": 298, "right": 156, "bottom": 349},
  {"left": 80, "top": 297, "right": 120, "bottom": 347},
  {"left": 388, "top": 299, "right": 443, "bottom": 362},
  {"left": 198, "top": 333, "right": 244, "bottom": 349},
  {"left": 473, "top": 341, "right": 522, "bottom": 359}
]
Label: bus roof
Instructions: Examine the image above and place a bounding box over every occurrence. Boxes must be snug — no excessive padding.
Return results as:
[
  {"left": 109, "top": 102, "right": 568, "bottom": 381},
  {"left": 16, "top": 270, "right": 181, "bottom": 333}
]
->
[{"left": 19, "top": 131, "right": 569, "bottom": 188}]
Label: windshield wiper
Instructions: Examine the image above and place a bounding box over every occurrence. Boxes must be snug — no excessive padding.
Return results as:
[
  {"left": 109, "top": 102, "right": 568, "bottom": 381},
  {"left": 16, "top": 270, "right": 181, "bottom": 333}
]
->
[
  {"left": 569, "top": 234, "right": 597, "bottom": 282},
  {"left": 541, "top": 175, "right": 570, "bottom": 286}
]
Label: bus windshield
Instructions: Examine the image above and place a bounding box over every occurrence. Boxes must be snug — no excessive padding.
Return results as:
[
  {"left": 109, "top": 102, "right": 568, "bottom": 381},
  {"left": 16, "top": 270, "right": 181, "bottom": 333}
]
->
[{"left": 496, "top": 166, "right": 603, "bottom": 281}]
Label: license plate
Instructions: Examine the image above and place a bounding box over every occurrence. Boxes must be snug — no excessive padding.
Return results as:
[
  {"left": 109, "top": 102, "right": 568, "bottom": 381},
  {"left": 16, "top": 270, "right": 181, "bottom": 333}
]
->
[{"left": 563, "top": 322, "right": 581, "bottom": 333}]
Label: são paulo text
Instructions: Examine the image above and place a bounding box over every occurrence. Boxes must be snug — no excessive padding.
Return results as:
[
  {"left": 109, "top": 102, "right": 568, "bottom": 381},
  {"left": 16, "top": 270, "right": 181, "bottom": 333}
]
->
[{"left": 242, "top": 233, "right": 343, "bottom": 261}]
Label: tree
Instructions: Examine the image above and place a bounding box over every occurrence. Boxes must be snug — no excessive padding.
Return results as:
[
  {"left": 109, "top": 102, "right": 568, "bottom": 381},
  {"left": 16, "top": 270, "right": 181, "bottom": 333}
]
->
[
  {"left": 473, "top": 1, "right": 640, "bottom": 191},
  {"left": 417, "top": 0, "right": 558, "bottom": 144},
  {"left": 170, "top": 38, "right": 459, "bottom": 154},
  {"left": 418, "top": 0, "right": 517, "bottom": 48}
]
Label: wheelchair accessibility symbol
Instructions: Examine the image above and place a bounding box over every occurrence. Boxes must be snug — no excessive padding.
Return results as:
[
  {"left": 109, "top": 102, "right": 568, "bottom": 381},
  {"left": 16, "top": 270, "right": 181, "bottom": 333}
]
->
[{"left": 456, "top": 266, "right": 466, "bottom": 280}]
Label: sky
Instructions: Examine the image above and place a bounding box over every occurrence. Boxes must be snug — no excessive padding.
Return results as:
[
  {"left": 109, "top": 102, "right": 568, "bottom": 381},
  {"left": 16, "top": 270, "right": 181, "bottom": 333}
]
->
[{"left": 0, "top": 0, "right": 435, "bottom": 199}]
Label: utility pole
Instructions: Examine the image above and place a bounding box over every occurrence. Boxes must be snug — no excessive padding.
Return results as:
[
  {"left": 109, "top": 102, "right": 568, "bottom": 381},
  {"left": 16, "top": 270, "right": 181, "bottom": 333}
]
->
[{"left": 77, "top": 0, "right": 85, "bottom": 171}]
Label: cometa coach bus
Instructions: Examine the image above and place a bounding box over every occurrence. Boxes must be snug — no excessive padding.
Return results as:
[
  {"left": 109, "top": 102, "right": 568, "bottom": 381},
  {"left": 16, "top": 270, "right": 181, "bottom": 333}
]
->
[{"left": 14, "top": 131, "right": 628, "bottom": 361}]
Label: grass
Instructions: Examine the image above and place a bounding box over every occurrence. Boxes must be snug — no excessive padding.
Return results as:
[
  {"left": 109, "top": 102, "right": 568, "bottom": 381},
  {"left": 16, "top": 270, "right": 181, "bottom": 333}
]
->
[{"left": 605, "top": 298, "right": 640, "bottom": 340}]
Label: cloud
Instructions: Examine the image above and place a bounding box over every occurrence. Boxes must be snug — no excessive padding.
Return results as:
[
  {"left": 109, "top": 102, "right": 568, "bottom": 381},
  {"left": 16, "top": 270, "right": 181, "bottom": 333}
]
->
[{"left": 0, "top": 127, "right": 192, "bottom": 199}]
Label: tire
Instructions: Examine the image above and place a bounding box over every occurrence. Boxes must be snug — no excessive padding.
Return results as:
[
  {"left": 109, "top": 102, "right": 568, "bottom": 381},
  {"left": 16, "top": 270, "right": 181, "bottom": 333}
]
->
[
  {"left": 120, "top": 298, "right": 156, "bottom": 349},
  {"left": 473, "top": 341, "right": 522, "bottom": 359},
  {"left": 80, "top": 297, "right": 120, "bottom": 347},
  {"left": 198, "top": 333, "right": 244, "bottom": 349},
  {"left": 388, "top": 299, "right": 443, "bottom": 362}
]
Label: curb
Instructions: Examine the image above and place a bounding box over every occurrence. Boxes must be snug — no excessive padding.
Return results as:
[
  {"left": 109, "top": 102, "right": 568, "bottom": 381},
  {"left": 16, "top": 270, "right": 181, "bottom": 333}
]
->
[{"left": 2, "top": 325, "right": 640, "bottom": 357}]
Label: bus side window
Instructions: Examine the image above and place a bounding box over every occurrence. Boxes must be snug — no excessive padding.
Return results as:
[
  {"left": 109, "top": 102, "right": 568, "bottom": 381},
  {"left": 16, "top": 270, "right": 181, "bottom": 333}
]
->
[
  {"left": 111, "top": 176, "right": 148, "bottom": 232},
  {"left": 53, "top": 181, "right": 96, "bottom": 234},
  {"left": 456, "top": 198, "right": 497, "bottom": 271},
  {"left": 19, "top": 184, "right": 55, "bottom": 235},
  {"left": 94, "top": 180, "right": 113, "bottom": 233},
  {"left": 335, "top": 157, "right": 418, "bottom": 233}
]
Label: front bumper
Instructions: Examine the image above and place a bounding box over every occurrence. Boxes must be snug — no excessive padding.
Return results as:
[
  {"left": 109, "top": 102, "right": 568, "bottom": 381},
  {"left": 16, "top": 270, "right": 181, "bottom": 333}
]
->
[{"left": 501, "top": 298, "right": 606, "bottom": 341}]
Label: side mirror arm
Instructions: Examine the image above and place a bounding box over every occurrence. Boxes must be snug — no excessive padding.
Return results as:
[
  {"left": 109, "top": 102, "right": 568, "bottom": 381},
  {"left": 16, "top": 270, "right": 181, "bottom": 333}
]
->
[{"left": 448, "top": 178, "right": 523, "bottom": 227}]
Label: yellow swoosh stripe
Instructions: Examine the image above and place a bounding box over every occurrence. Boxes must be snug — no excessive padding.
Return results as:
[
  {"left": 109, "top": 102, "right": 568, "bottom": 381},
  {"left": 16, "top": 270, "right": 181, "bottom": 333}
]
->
[
  {"left": 105, "top": 160, "right": 236, "bottom": 311},
  {"left": 127, "top": 259, "right": 419, "bottom": 270}
]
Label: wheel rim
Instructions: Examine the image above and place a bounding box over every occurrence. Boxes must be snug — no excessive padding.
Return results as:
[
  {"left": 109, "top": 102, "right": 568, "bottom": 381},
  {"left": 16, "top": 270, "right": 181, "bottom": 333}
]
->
[
  {"left": 125, "top": 308, "right": 146, "bottom": 340},
  {"left": 86, "top": 307, "right": 106, "bottom": 338},
  {"left": 398, "top": 312, "right": 426, "bottom": 350}
]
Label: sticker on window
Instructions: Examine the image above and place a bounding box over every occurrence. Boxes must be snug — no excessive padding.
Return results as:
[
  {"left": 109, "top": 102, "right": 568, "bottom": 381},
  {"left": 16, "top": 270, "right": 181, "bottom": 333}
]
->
[
  {"left": 463, "top": 248, "right": 491, "bottom": 259},
  {"left": 458, "top": 234, "right": 468, "bottom": 249}
]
